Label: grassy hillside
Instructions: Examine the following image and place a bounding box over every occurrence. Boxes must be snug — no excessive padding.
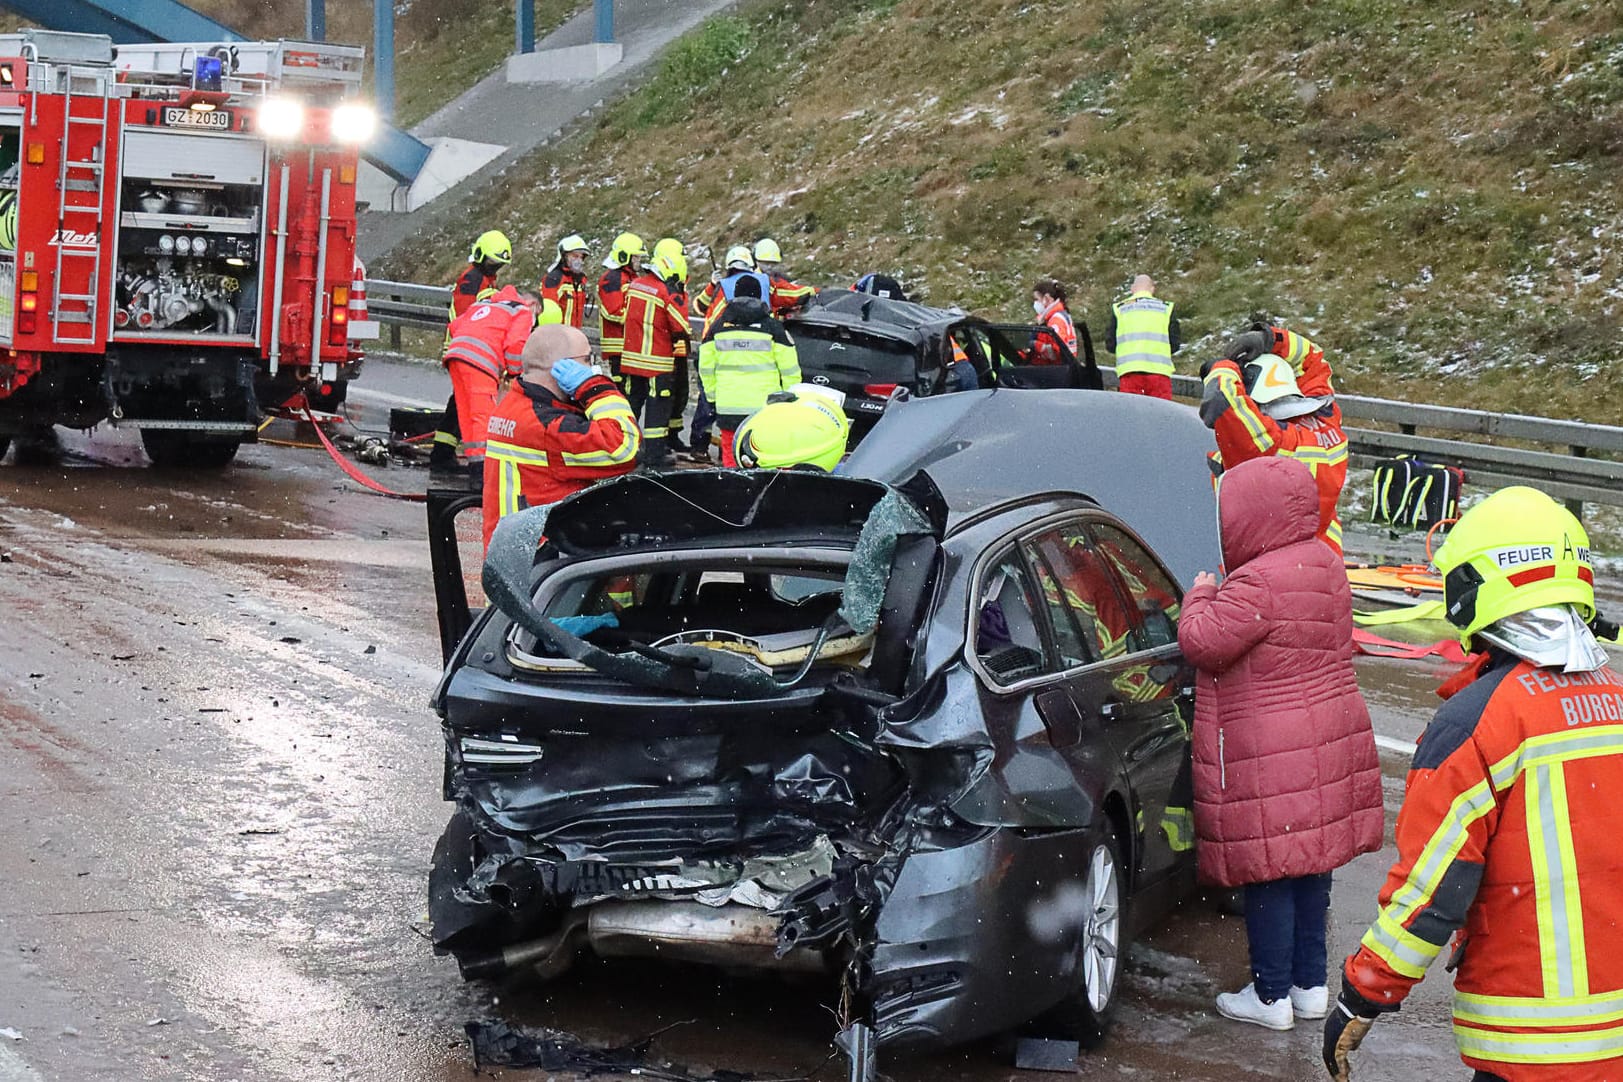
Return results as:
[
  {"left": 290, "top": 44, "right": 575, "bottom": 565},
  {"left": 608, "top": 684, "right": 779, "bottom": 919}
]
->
[
  {"left": 3, "top": 2, "right": 578, "bottom": 128},
  {"left": 380, "top": 0, "right": 1623, "bottom": 424}
]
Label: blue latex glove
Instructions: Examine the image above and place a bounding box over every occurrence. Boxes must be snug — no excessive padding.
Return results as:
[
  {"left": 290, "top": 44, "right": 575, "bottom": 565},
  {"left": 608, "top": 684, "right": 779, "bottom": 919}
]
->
[
  {"left": 552, "top": 358, "right": 594, "bottom": 397},
  {"left": 551, "top": 613, "right": 619, "bottom": 636}
]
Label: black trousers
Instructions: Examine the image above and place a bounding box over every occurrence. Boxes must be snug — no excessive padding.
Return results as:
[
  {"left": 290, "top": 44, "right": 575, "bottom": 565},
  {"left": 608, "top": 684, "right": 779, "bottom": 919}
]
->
[
  {"left": 625, "top": 372, "right": 675, "bottom": 459},
  {"left": 668, "top": 354, "right": 690, "bottom": 439}
]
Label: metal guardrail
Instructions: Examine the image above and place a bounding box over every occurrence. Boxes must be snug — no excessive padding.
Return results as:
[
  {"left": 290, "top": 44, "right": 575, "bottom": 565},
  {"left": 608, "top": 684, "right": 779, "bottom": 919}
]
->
[{"left": 365, "top": 279, "right": 1623, "bottom": 511}]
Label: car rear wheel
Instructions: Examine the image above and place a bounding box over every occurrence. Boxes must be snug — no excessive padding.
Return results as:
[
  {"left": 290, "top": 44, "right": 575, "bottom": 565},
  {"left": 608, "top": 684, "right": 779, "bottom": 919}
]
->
[{"left": 1038, "top": 827, "right": 1127, "bottom": 1048}]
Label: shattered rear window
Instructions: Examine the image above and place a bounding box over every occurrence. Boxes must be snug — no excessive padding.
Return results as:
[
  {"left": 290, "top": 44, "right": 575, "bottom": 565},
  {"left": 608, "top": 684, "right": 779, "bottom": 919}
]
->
[{"left": 509, "top": 554, "right": 870, "bottom": 675}]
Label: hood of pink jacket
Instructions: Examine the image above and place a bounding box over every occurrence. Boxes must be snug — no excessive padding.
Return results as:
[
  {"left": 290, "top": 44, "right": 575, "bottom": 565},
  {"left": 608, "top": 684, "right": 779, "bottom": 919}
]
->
[{"left": 1218, "top": 456, "right": 1320, "bottom": 569}]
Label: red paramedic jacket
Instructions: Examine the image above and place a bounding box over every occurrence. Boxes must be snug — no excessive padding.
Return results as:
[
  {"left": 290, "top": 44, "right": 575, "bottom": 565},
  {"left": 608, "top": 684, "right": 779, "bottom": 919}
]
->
[
  {"left": 443, "top": 285, "right": 534, "bottom": 380},
  {"left": 1200, "top": 327, "right": 1349, "bottom": 553},
  {"left": 481, "top": 375, "right": 642, "bottom": 549}
]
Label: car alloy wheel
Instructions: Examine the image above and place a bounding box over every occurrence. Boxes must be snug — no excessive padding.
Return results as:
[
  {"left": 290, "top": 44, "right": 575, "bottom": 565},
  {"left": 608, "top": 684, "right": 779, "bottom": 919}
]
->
[{"left": 1081, "top": 840, "right": 1122, "bottom": 1013}]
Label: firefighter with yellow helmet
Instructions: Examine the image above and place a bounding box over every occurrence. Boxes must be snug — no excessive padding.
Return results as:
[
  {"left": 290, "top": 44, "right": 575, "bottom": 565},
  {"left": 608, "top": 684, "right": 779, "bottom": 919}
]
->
[
  {"left": 752, "top": 237, "right": 817, "bottom": 315},
  {"left": 619, "top": 237, "right": 689, "bottom": 468},
  {"left": 1328, "top": 486, "right": 1623, "bottom": 1082},
  {"left": 450, "top": 230, "right": 512, "bottom": 320},
  {"left": 734, "top": 387, "right": 850, "bottom": 472},
  {"left": 597, "top": 231, "right": 646, "bottom": 387}
]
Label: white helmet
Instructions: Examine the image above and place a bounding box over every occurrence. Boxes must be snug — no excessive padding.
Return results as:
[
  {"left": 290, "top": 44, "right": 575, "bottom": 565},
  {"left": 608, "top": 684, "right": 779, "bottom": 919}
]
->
[
  {"left": 724, "top": 245, "right": 755, "bottom": 272},
  {"left": 1244, "top": 355, "right": 1329, "bottom": 419}
]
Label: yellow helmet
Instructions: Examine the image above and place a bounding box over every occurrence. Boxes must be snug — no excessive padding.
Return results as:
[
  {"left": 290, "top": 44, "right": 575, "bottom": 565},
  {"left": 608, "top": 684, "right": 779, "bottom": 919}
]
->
[
  {"left": 724, "top": 244, "right": 756, "bottom": 272},
  {"left": 607, "top": 231, "right": 647, "bottom": 268},
  {"left": 735, "top": 392, "right": 851, "bottom": 472},
  {"left": 753, "top": 238, "right": 782, "bottom": 265},
  {"left": 651, "top": 237, "right": 687, "bottom": 284},
  {"left": 470, "top": 229, "right": 513, "bottom": 266},
  {"left": 536, "top": 297, "right": 564, "bottom": 326},
  {"left": 1433, "top": 486, "right": 1595, "bottom": 640}
]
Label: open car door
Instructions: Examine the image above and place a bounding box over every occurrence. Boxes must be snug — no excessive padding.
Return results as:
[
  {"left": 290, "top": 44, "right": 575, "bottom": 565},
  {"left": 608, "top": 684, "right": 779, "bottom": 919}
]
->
[
  {"left": 426, "top": 475, "right": 488, "bottom": 664},
  {"left": 970, "top": 321, "right": 1103, "bottom": 391}
]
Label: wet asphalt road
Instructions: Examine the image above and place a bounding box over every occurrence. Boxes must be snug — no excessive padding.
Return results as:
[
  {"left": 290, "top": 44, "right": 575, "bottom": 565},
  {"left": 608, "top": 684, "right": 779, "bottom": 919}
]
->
[{"left": 0, "top": 358, "right": 1481, "bottom": 1081}]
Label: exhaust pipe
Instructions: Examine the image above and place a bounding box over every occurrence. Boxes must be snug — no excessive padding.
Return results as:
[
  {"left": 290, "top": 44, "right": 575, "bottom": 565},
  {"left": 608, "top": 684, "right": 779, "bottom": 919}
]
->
[
  {"left": 587, "top": 902, "right": 829, "bottom": 974},
  {"left": 457, "top": 909, "right": 588, "bottom": 982}
]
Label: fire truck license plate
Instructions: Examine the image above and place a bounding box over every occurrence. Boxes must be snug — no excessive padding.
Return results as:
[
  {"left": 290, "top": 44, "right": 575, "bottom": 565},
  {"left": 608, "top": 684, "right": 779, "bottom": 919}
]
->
[{"left": 161, "top": 107, "right": 232, "bottom": 130}]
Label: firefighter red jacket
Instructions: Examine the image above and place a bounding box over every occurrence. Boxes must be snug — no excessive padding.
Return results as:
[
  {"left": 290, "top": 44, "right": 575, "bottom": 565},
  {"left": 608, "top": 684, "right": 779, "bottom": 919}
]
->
[
  {"left": 1177, "top": 456, "right": 1382, "bottom": 887},
  {"left": 451, "top": 264, "right": 497, "bottom": 319},
  {"left": 597, "top": 267, "right": 634, "bottom": 358},
  {"left": 541, "top": 266, "right": 588, "bottom": 329},
  {"left": 1343, "top": 651, "right": 1623, "bottom": 1081},
  {"left": 1031, "top": 299, "right": 1078, "bottom": 365},
  {"left": 620, "top": 272, "right": 690, "bottom": 378},
  {"left": 1200, "top": 328, "right": 1349, "bottom": 553},
  {"left": 481, "top": 375, "right": 641, "bottom": 549},
  {"left": 767, "top": 272, "right": 817, "bottom": 315},
  {"left": 443, "top": 286, "right": 534, "bottom": 380}
]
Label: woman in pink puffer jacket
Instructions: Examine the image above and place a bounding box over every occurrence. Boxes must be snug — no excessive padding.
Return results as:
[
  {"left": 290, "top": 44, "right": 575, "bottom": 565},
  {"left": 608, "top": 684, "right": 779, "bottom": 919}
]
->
[{"left": 1177, "top": 455, "right": 1382, "bottom": 1033}]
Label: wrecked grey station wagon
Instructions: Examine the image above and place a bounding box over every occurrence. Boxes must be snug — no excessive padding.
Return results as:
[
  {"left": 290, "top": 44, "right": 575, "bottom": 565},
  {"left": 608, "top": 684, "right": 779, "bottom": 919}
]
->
[{"left": 425, "top": 390, "right": 1219, "bottom": 1059}]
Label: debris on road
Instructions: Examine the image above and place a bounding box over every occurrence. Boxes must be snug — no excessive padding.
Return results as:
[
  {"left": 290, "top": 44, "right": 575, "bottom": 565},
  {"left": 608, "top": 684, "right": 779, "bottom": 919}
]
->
[
  {"left": 0, "top": 1027, "right": 23, "bottom": 1041},
  {"left": 464, "top": 1020, "right": 754, "bottom": 1080}
]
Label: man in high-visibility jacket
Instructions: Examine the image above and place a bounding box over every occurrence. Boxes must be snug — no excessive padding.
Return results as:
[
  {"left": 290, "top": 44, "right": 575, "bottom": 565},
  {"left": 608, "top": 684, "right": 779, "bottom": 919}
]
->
[
  {"left": 540, "top": 234, "right": 590, "bottom": 329},
  {"left": 449, "top": 230, "right": 512, "bottom": 320},
  {"left": 481, "top": 325, "right": 640, "bottom": 549},
  {"left": 698, "top": 279, "right": 800, "bottom": 467},
  {"left": 430, "top": 285, "right": 540, "bottom": 474},
  {"left": 1326, "top": 486, "right": 1622, "bottom": 1082},
  {"left": 1199, "top": 323, "right": 1349, "bottom": 553},
  {"left": 597, "top": 231, "right": 646, "bottom": 386},
  {"left": 1107, "top": 274, "right": 1180, "bottom": 400},
  {"left": 620, "top": 238, "right": 690, "bottom": 469},
  {"left": 753, "top": 238, "right": 817, "bottom": 315}
]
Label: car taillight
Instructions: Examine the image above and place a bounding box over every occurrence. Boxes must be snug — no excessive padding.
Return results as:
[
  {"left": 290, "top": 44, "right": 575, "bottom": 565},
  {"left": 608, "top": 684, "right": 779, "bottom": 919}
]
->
[{"left": 864, "top": 382, "right": 899, "bottom": 399}]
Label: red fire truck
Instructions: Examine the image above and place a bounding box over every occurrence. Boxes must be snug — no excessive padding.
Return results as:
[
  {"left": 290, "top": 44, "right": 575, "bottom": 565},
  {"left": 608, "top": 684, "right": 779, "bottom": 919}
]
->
[{"left": 0, "top": 29, "right": 377, "bottom": 467}]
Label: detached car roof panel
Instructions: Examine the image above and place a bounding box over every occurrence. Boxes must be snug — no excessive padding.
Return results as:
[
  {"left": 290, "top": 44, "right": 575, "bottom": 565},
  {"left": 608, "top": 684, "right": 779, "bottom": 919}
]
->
[{"left": 839, "top": 389, "right": 1220, "bottom": 587}]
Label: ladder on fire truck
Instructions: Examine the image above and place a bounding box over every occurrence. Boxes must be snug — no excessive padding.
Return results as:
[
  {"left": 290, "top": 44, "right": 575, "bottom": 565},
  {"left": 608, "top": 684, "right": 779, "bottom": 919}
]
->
[{"left": 46, "top": 62, "right": 111, "bottom": 346}]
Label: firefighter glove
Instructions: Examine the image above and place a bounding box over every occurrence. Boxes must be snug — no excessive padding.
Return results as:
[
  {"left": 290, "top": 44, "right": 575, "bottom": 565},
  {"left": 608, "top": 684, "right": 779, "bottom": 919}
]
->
[
  {"left": 1321, "top": 980, "right": 1393, "bottom": 1080},
  {"left": 552, "top": 358, "right": 594, "bottom": 397},
  {"left": 1224, "top": 329, "right": 1272, "bottom": 366}
]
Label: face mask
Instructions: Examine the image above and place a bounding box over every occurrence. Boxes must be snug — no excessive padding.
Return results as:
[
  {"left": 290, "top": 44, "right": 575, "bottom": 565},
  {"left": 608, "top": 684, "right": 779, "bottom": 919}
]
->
[
  {"left": 566, "top": 253, "right": 585, "bottom": 273},
  {"left": 1033, "top": 299, "right": 1046, "bottom": 316}
]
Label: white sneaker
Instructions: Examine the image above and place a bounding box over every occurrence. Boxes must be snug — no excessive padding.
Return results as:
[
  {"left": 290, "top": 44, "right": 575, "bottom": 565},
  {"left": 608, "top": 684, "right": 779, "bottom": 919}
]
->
[
  {"left": 1289, "top": 985, "right": 1329, "bottom": 1019},
  {"left": 1215, "top": 983, "right": 1296, "bottom": 1031}
]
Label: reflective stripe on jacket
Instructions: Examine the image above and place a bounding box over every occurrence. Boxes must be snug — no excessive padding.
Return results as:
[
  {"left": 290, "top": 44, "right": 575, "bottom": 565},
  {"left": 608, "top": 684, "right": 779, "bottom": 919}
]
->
[
  {"left": 1111, "top": 291, "right": 1175, "bottom": 376},
  {"left": 620, "top": 272, "right": 690, "bottom": 377},
  {"left": 767, "top": 272, "right": 817, "bottom": 314},
  {"left": 1201, "top": 330, "right": 1348, "bottom": 554},
  {"left": 480, "top": 375, "right": 641, "bottom": 549},
  {"left": 1031, "top": 299, "right": 1078, "bottom": 365},
  {"left": 443, "top": 285, "right": 533, "bottom": 379},
  {"left": 597, "top": 267, "right": 633, "bottom": 355},
  {"left": 698, "top": 303, "right": 800, "bottom": 419},
  {"left": 541, "top": 267, "right": 588, "bottom": 329},
  {"left": 1343, "top": 653, "right": 1623, "bottom": 1080}
]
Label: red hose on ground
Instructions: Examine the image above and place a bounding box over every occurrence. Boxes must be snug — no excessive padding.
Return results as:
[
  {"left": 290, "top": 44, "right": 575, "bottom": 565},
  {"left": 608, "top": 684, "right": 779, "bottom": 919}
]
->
[{"left": 297, "top": 405, "right": 427, "bottom": 503}]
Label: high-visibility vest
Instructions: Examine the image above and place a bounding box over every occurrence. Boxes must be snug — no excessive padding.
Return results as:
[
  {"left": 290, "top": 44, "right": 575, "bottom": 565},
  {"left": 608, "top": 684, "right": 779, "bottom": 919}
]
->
[
  {"left": 698, "top": 325, "right": 800, "bottom": 419},
  {"left": 1111, "top": 291, "right": 1175, "bottom": 377}
]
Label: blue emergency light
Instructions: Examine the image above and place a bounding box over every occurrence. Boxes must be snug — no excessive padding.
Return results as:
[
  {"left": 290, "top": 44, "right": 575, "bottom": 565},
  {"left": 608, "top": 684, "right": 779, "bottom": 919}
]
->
[{"left": 193, "top": 56, "right": 224, "bottom": 92}]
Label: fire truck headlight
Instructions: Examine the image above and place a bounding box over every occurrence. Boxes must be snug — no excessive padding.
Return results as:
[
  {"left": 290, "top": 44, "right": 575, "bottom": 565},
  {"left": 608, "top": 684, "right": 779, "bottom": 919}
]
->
[
  {"left": 257, "top": 97, "right": 306, "bottom": 140},
  {"left": 330, "top": 103, "right": 378, "bottom": 145}
]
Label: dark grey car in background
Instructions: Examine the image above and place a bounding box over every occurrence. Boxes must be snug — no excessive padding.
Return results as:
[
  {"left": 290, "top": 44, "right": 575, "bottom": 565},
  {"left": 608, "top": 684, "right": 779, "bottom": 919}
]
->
[{"left": 425, "top": 390, "right": 1219, "bottom": 1062}]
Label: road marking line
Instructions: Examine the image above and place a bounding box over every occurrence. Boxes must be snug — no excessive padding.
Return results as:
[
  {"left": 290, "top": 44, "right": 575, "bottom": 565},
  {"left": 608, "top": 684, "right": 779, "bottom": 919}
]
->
[
  {"left": 347, "top": 386, "right": 441, "bottom": 411},
  {"left": 1376, "top": 733, "right": 1416, "bottom": 759}
]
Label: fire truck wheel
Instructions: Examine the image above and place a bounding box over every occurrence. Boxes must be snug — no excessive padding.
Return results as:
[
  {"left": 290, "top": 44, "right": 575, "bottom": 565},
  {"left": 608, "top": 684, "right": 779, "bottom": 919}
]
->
[{"left": 140, "top": 430, "right": 241, "bottom": 470}]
